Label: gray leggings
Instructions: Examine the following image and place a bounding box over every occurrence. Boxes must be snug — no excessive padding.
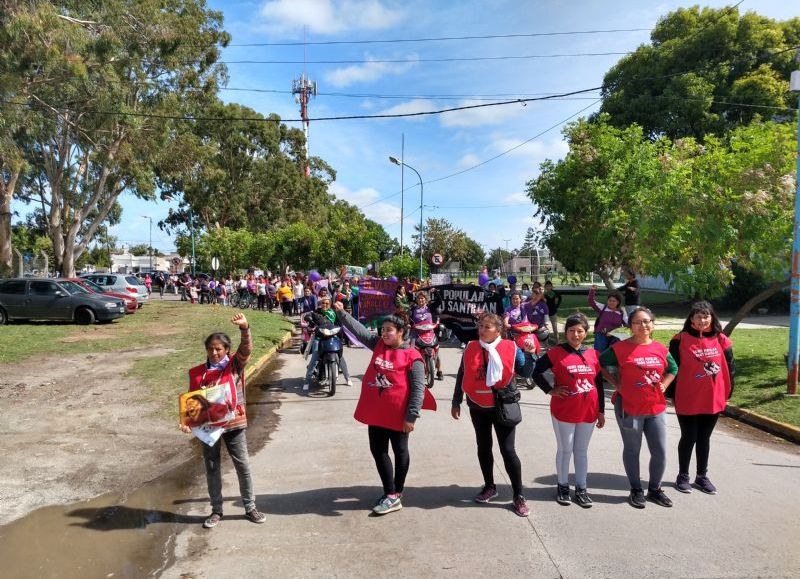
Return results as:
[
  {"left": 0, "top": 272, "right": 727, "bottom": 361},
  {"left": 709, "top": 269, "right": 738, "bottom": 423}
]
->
[
  {"left": 551, "top": 416, "right": 595, "bottom": 488},
  {"left": 614, "top": 397, "right": 667, "bottom": 491}
]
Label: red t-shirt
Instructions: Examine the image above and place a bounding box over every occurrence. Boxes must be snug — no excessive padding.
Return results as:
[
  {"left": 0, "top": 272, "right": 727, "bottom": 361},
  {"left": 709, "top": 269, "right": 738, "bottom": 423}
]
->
[
  {"left": 612, "top": 340, "right": 669, "bottom": 416},
  {"left": 673, "top": 332, "right": 732, "bottom": 415}
]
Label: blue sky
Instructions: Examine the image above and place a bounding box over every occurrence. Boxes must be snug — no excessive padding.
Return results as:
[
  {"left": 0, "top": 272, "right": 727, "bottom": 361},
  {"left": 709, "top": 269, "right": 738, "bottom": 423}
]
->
[{"left": 29, "top": 0, "right": 800, "bottom": 257}]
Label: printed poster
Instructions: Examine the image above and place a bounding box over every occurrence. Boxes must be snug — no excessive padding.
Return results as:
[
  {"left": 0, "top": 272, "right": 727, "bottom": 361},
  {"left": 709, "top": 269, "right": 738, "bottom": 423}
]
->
[{"left": 178, "top": 385, "right": 235, "bottom": 446}]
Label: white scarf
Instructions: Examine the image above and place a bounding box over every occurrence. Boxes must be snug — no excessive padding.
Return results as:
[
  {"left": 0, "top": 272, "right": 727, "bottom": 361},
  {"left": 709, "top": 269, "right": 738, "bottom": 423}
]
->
[{"left": 479, "top": 336, "right": 503, "bottom": 387}]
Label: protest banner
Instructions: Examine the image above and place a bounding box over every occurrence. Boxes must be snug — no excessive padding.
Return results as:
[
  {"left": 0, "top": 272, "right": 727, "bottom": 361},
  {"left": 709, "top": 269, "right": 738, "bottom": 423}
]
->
[
  {"left": 430, "top": 273, "right": 451, "bottom": 286},
  {"left": 434, "top": 284, "right": 505, "bottom": 343},
  {"left": 357, "top": 278, "right": 399, "bottom": 321}
]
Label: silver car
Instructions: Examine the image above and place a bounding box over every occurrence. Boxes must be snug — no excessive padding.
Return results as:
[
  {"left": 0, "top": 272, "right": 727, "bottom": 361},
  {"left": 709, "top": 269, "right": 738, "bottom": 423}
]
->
[{"left": 81, "top": 273, "right": 149, "bottom": 307}]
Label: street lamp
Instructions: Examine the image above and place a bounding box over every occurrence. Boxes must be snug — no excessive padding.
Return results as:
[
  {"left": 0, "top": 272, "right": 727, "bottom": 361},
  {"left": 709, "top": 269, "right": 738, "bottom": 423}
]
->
[
  {"left": 141, "top": 215, "right": 153, "bottom": 272},
  {"left": 389, "top": 156, "right": 423, "bottom": 280}
]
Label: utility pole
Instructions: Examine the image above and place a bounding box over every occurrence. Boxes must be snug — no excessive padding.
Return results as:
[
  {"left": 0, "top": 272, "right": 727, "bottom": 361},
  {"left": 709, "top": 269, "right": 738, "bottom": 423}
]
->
[
  {"left": 786, "top": 52, "right": 800, "bottom": 396},
  {"left": 292, "top": 29, "right": 316, "bottom": 178},
  {"left": 503, "top": 239, "right": 511, "bottom": 273},
  {"left": 142, "top": 215, "right": 153, "bottom": 272},
  {"left": 400, "top": 133, "right": 405, "bottom": 255}
]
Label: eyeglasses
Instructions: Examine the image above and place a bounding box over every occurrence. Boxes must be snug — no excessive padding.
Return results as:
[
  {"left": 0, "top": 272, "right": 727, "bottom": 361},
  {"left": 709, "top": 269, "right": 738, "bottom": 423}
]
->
[{"left": 631, "top": 319, "right": 653, "bottom": 326}]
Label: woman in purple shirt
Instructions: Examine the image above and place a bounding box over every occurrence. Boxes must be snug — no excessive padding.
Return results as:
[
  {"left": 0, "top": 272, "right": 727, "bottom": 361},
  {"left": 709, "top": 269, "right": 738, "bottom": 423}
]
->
[{"left": 588, "top": 285, "right": 628, "bottom": 352}]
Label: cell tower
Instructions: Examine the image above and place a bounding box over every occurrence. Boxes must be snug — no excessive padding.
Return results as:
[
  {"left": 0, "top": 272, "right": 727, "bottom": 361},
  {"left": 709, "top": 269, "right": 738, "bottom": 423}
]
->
[{"left": 292, "top": 74, "right": 316, "bottom": 177}]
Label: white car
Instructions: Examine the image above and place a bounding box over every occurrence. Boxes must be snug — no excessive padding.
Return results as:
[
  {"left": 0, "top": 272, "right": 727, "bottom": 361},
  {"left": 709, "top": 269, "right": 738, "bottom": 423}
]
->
[{"left": 81, "top": 273, "right": 149, "bottom": 307}]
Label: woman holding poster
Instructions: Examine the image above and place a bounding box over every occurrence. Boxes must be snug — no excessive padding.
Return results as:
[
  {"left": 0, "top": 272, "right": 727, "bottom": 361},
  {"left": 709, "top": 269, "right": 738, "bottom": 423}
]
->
[
  {"left": 600, "top": 307, "right": 677, "bottom": 510},
  {"left": 333, "top": 301, "right": 436, "bottom": 516},
  {"left": 178, "top": 312, "right": 266, "bottom": 529}
]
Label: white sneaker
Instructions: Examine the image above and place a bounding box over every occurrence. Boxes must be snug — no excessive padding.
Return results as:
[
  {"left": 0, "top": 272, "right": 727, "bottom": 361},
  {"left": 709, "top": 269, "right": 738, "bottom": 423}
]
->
[
  {"left": 346, "top": 379, "right": 353, "bottom": 387},
  {"left": 302, "top": 383, "right": 309, "bottom": 391}
]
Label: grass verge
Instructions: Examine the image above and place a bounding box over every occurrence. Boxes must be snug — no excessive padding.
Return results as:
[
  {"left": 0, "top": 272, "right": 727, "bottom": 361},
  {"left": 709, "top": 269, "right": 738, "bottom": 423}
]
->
[{"left": 0, "top": 301, "right": 293, "bottom": 416}]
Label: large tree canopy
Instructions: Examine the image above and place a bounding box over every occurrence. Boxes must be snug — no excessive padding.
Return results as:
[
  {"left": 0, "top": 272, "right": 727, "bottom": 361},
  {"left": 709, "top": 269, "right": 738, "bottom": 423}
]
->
[
  {"left": 599, "top": 6, "right": 800, "bottom": 139},
  {"left": 1, "top": 0, "right": 228, "bottom": 275}
]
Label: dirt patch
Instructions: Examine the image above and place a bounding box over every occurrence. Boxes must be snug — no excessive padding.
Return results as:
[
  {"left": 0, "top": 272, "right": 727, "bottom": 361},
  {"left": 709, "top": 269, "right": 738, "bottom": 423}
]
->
[
  {"left": 57, "top": 325, "right": 180, "bottom": 343},
  {"left": 0, "top": 349, "right": 190, "bottom": 526}
]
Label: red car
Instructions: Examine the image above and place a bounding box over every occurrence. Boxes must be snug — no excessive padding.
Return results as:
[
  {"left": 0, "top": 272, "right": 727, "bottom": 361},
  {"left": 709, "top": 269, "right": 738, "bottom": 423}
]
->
[{"left": 63, "top": 277, "right": 138, "bottom": 314}]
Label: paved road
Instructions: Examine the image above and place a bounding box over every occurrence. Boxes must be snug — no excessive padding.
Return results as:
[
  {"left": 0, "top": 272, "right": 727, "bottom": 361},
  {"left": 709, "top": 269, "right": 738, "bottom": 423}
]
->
[{"left": 163, "top": 333, "right": 800, "bottom": 579}]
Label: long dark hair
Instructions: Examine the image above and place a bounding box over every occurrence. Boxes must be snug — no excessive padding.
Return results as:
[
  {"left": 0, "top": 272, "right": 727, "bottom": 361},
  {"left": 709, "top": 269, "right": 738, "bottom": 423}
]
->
[
  {"left": 383, "top": 309, "right": 411, "bottom": 338},
  {"left": 681, "top": 300, "right": 723, "bottom": 335}
]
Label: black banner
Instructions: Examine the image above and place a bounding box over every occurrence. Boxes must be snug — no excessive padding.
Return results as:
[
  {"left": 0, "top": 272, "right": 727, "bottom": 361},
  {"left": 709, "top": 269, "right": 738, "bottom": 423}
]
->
[{"left": 431, "top": 284, "right": 505, "bottom": 344}]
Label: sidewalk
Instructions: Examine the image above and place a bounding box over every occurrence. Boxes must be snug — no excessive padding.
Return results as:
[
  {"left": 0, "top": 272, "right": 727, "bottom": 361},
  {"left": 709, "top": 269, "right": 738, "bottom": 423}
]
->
[{"left": 163, "top": 340, "right": 800, "bottom": 579}]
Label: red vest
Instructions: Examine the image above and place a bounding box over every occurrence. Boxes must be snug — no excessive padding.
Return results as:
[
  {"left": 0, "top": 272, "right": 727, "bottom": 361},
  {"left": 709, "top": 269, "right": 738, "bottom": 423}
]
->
[
  {"left": 611, "top": 340, "right": 669, "bottom": 416},
  {"left": 188, "top": 359, "right": 247, "bottom": 431},
  {"left": 547, "top": 345, "right": 601, "bottom": 423},
  {"left": 673, "top": 332, "right": 732, "bottom": 415},
  {"left": 354, "top": 342, "right": 437, "bottom": 431},
  {"left": 461, "top": 340, "right": 517, "bottom": 408}
]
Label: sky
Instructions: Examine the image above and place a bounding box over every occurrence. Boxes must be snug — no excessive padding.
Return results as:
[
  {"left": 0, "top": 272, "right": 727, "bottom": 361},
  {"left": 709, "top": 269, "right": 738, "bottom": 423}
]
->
[{"left": 20, "top": 0, "right": 800, "bottom": 258}]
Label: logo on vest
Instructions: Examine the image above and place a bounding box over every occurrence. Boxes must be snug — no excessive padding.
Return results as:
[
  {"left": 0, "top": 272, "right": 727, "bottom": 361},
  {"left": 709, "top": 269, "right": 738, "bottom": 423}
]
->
[{"left": 368, "top": 372, "right": 394, "bottom": 395}]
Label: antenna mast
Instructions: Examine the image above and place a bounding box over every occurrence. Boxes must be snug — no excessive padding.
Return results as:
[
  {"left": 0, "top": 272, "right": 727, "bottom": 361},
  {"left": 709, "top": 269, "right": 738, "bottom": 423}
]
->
[{"left": 292, "top": 27, "right": 316, "bottom": 177}]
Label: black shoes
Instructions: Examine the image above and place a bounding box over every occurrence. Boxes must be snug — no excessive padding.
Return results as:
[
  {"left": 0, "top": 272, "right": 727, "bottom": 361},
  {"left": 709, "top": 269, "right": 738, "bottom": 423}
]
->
[
  {"left": 556, "top": 484, "right": 572, "bottom": 505},
  {"left": 573, "top": 487, "right": 593, "bottom": 508},
  {"left": 646, "top": 487, "right": 673, "bottom": 508},
  {"left": 628, "top": 488, "right": 646, "bottom": 509}
]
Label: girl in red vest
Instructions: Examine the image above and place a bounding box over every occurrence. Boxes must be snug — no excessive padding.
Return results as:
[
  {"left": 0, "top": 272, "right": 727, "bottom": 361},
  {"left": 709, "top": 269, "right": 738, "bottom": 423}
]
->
[
  {"left": 332, "top": 302, "right": 437, "bottom": 516},
  {"left": 179, "top": 313, "right": 266, "bottom": 529},
  {"left": 451, "top": 313, "right": 537, "bottom": 517},
  {"left": 668, "top": 301, "right": 734, "bottom": 495},
  {"left": 600, "top": 307, "right": 678, "bottom": 509},
  {"left": 532, "top": 313, "right": 605, "bottom": 508}
]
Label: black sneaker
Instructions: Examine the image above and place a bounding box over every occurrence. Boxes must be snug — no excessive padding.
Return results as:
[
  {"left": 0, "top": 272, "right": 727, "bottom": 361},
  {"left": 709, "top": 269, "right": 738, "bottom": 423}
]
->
[
  {"left": 556, "top": 484, "right": 571, "bottom": 506},
  {"left": 573, "top": 487, "right": 593, "bottom": 508},
  {"left": 647, "top": 487, "right": 673, "bottom": 508},
  {"left": 628, "top": 488, "right": 646, "bottom": 509}
]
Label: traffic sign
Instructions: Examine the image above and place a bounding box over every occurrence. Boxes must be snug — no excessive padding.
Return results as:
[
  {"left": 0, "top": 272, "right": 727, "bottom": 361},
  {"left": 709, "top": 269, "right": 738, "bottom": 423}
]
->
[
  {"left": 431, "top": 252, "right": 444, "bottom": 266},
  {"left": 211, "top": 256, "right": 220, "bottom": 270}
]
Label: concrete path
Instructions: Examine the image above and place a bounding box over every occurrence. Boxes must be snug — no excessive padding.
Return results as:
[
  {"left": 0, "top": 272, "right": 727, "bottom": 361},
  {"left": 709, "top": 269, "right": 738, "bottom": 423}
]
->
[{"left": 163, "top": 334, "right": 800, "bottom": 579}]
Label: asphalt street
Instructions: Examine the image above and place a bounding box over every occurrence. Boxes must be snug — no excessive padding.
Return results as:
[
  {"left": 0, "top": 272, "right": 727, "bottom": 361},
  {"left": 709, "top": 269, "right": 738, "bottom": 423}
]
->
[{"left": 162, "top": 331, "right": 800, "bottom": 579}]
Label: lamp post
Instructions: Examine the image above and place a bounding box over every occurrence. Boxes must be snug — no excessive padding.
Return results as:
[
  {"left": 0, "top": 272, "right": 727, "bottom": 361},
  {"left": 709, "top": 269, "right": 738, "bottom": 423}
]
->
[
  {"left": 389, "top": 156, "right": 423, "bottom": 280},
  {"left": 786, "top": 57, "right": 800, "bottom": 396},
  {"left": 142, "top": 215, "right": 153, "bottom": 272},
  {"left": 189, "top": 210, "right": 196, "bottom": 276}
]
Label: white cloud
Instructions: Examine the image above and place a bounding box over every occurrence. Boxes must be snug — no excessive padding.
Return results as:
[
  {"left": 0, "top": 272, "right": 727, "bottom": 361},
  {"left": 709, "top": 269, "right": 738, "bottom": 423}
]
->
[
  {"left": 325, "top": 57, "right": 418, "bottom": 88},
  {"left": 488, "top": 137, "right": 569, "bottom": 166},
  {"left": 504, "top": 192, "right": 530, "bottom": 205},
  {"left": 457, "top": 153, "right": 480, "bottom": 168},
  {"left": 440, "top": 99, "right": 526, "bottom": 128},
  {"left": 329, "top": 182, "right": 401, "bottom": 224},
  {"left": 372, "top": 98, "right": 436, "bottom": 119},
  {"left": 258, "top": 0, "right": 404, "bottom": 36}
]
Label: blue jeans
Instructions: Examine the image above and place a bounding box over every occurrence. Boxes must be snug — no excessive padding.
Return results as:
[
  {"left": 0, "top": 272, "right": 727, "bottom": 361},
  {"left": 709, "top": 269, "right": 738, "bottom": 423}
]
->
[
  {"left": 614, "top": 396, "right": 667, "bottom": 491},
  {"left": 593, "top": 332, "right": 618, "bottom": 354},
  {"left": 202, "top": 427, "right": 255, "bottom": 513},
  {"left": 304, "top": 339, "right": 350, "bottom": 382}
]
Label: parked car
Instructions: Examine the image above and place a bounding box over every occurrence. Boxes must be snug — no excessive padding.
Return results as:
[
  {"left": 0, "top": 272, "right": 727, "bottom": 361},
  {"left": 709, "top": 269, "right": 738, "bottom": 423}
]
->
[
  {"left": 62, "top": 277, "right": 138, "bottom": 314},
  {"left": 81, "top": 273, "right": 149, "bottom": 307},
  {"left": 0, "top": 278, "right": 126, "bottom": 324}
]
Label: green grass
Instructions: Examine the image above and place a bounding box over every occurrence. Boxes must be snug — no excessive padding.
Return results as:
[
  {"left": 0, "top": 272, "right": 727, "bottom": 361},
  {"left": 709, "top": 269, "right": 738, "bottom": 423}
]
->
[
  {"left": 0, "top": 302, "right": 293, "bottom": 416},
  {"left": 649, "top": 328, "right": 800, "bottom": 428}
]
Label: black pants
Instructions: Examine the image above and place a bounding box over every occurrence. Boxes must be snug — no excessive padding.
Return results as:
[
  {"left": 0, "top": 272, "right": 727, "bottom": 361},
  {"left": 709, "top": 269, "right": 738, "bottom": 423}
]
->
[
  {"left": 257, "top": 295, "right": 267, "bottom": 310},
  {"left": 368, "top": 425, "right": 410, "bottom": 495},
  {"left": 281, "top": 300, "right": 293, "bottom": 316},
  {"left": 676, "top": 413, "right": 720, "bottom": 476},
  {"left": 469, "top": 406, "right": 523, "bottom": 497}
]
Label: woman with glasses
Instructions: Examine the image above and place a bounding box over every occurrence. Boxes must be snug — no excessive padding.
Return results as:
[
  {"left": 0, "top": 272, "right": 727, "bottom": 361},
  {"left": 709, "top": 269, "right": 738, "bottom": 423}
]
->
[
  {"left": 599, "top": 307, "right": 678, "bottom": 509},
  {"left": 669, "top": 301, "right": 734, "bottom": 495}
]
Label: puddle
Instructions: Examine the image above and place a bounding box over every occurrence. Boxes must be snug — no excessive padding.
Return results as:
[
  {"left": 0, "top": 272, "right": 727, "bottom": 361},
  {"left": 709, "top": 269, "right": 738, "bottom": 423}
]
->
[{"left": 0, "top": 359, "right": 285, "bottom": 579}]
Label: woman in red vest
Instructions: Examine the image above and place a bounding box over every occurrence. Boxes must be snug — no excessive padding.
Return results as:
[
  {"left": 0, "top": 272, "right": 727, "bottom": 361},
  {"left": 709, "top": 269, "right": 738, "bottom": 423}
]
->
[
  {"left": 333, "top": 301, "right": 437, "bottom": 516},
  {"left": 451, "top": 313, "right": 537, "bottom": 517},
  {"left": 532, "top": 313, "right": 605, "bottom": 508},
  {"left": 600, "top": 307, "right": 678, "bottom": 509},
  {"left": 669, "top": 301, "right": 734, "bottom": 495},
  {"left": 179, "top": 312, "right": 266, "bottom": 529}
]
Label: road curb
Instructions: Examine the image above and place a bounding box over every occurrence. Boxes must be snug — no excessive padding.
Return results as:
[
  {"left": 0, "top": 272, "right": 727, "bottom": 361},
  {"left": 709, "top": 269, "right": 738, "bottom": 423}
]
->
[
  {"left": 245, "top": 330, "right": 295, "bottom": 382},
  {"left": 724, "top": 404, "right": 800, "bottom": 444}
]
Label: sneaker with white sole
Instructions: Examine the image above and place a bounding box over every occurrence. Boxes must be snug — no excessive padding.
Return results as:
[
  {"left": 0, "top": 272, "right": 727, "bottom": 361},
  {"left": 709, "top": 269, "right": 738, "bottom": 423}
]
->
[
  {"left": 302, "top": 383, "right": 309, "bottom": 391},
  {"left": 203, "top": 512, "right": 222, "bottom": 528},
  {"left": 474, "top": 484, "right": 498, "bottom": 503},
  {"left": 695, "top": 475, "right": 717, "bottom": 495},
  {"left": 512, "top": 495, "right": 530, "bottom": 517},
  {"left": 346, "top": 379, "right": 353, "bottom": 387},
  {"left": 675, "top": 473, "right": 692, "bottom": 494},
  {"left": 372, "top": 495, "right": 402, "bottom": 515}
]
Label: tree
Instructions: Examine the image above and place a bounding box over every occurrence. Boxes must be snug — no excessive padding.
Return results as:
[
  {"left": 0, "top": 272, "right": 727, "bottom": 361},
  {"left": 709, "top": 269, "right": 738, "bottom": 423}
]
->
[
  {"left": 635, "top": 121, "right": 795, "bottom": 334},
  {"left": 379, "top": 254, "right": 428, "bottom": 280},
  {"left": 2, "top": 0, "right": 229, "bottom": 275},
  {"left": 128, "top": 244, "right": 150, "bottom": 257},
  {"left": 527, "top": 115, "right": 664, "bottom": 288},
  {"left": 412, "top": 217, "right": 483, "bottom": 269},
  {"left": 599, "top": 6, "right": 800, "bottom": 139}
]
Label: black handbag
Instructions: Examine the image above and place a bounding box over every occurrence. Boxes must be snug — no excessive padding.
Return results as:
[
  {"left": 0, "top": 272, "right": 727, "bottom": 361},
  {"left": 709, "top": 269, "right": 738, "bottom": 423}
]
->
[
  {"left": 493, "top": 386, "right": 522, "bottom": 427},
  {"left": 481, "top": 349, "right": 523, "bottom": 427}
]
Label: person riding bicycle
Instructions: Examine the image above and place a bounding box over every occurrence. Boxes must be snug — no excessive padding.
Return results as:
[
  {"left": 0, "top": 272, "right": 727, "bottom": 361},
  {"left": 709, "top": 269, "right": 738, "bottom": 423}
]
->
[
  {"left": 302, "top": 296, "right": 352, "bottom": 391},
  {"left": 409, "top": 291, "right": 443, "bottom": 381}
]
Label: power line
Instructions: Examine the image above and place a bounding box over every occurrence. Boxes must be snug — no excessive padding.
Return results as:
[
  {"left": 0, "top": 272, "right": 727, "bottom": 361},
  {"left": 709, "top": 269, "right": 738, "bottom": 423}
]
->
[
  {"left": 229, "top": 28, "right": 653, "bottom": 47},
  {"left": 219, "top": 51, "right": 631, "bottom": 65}
]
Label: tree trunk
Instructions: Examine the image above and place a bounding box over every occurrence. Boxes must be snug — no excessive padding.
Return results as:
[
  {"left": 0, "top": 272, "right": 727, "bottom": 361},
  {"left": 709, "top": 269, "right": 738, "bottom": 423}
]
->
[
  {"left": 722, "top": 279, "right": 790, "bottom": 336},
  {"left": 598, "top": 271, "right": 616, "bottom": 291},
  {"left": 0, "top": 163, "right": 21, "bottom": 272}
]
